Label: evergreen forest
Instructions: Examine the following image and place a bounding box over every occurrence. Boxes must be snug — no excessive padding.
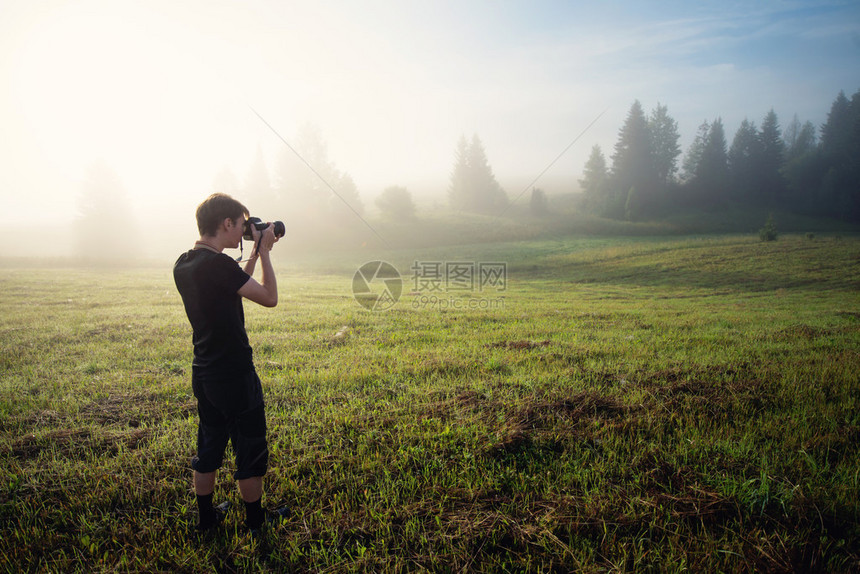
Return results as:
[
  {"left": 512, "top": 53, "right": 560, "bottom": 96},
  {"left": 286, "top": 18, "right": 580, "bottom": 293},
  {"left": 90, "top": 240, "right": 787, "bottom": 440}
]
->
[{"left": 578, "top": 89, "right": 860, "bottom": 224}]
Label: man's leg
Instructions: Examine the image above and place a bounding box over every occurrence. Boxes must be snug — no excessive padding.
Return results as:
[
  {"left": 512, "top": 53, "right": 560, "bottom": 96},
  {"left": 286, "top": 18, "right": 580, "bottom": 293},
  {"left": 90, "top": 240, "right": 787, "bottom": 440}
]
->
[
  {"left": 194, "top": 470, "right": 218, "bottom": 530},
  {"left": 195, "top": 471, "right": 217, "bottom": 496},
  {"left": 238, "top": 476, "right": 264, "bottom": 531},
  {"left": 192, "top": 395, "right": 229, "bottom": 532},
  {"left": 233, "top": 403, "right": 268, "bottom": 531},
  {"left": 237, "top": 477, "right": 262, "bottom": 502}
]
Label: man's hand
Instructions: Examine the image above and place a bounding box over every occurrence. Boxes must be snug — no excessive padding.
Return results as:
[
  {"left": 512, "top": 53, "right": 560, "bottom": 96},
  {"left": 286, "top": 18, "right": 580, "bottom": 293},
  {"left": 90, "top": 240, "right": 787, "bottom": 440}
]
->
[
  {"left": 252, "top": 223, "right": 279, "bottom": 254},
  {"left": 240, "top": 221, "right": 279, "bottom": 307},
  {"left": 259, "top": 223, "right": 278, "bottom": 252}
]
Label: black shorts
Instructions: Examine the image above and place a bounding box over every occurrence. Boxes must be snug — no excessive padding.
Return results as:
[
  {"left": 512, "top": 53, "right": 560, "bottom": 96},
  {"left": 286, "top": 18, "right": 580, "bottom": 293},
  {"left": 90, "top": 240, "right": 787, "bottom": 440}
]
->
[
  {"left": 192, "top": 366, "right": 264, "bottom": 419},
  {"left": 191, "top": 378, "right": 268, "bottom": 480}
]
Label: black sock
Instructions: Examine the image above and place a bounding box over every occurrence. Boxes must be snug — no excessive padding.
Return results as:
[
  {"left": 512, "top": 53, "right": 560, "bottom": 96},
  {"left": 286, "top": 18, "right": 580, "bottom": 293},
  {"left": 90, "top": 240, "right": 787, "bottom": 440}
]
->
[
  {"left": 197, "top": 493, "right": 216, "bottom": 529},
  {"left": 244, "top": 498, "right": 264, "bottom": 530}
]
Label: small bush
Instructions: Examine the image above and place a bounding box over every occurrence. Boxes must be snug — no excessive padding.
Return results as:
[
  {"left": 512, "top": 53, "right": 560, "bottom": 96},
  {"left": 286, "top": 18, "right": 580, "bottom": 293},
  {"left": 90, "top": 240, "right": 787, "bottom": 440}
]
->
[
  {"left": 759, "top": 214, "right": 778, "bottom": 241},
  {"left": 529, "top": 188, "right": 549, "bottom": 216},
  {"left": 376, "top": 186, "right": 416, "bottom": 221}
]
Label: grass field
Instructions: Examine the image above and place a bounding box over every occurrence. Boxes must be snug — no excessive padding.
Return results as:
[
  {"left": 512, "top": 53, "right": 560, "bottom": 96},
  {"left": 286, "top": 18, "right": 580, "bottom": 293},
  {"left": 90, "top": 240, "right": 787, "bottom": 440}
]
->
[{"left": 1, "top": 234, "right": 859, "bottom": 572}]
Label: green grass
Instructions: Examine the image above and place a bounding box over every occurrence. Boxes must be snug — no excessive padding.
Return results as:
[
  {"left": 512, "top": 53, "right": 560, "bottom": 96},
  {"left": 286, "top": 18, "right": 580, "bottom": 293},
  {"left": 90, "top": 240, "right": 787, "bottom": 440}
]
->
[{"left": 1, "top": 234, "right": 859, "bottom": 572}]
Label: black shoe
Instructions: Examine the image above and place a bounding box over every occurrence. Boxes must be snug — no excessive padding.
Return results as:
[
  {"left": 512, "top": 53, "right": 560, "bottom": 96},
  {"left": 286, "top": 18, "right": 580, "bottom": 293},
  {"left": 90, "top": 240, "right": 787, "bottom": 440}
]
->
[
  {"left": 214, "top": 500, "right": 231, "bottom": 519},
  {"left": 249, "top": 505, "right": 289, "bottom": 538},
  {"left": 194, "top": 501, "right": 231, "bottom": 539}
]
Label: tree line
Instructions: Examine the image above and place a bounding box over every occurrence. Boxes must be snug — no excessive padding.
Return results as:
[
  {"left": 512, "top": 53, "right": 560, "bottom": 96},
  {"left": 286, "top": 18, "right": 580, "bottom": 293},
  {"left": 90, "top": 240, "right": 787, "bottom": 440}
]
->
[
  {"left": 244, "top": 128, "right": 510, "bottom": 223},
  {"left": 579, "top": 89, "right": 860, "bottom": 223},
  {"left": 73, "top": 88, "right": 859, "bottom": 259}
]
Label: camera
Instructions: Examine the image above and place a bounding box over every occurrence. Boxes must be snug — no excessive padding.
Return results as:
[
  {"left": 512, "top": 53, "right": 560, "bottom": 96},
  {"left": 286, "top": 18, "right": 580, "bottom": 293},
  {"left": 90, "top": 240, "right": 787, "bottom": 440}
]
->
[{"left": 243, "top": 217, "right": 286, "bottom": 241}]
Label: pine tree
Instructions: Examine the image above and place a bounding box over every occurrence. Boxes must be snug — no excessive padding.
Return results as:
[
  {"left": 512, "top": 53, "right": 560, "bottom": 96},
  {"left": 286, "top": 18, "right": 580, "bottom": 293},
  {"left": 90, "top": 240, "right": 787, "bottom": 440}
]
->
[
  {"left": 758, "top": 109, "right": 786, "bottom": 205},
  {"left": 781, "top": 117, "right": 819, "bottom": 211},
  {"left": 269, "top": 123, "right": 364, "bottom": 242},
  {"left": 610, "top": 101, "right": 657, "bottom": 217},
  {"left": 448, "top": 135, "right": 471, "bottom": 211},
  {"left": 696, "top": 118, "right": 729, "bottom": 206},
  {"left": 682, "top": 121, "right": 710, "bottom": 183},
  {"left": 788, "top": 121, "right": 817, "bottom": 161},
  {"left": 648, "top": 102, "right": 681, "bottom": 185},
  {"left": 783, "top": 115, "right": 817, "bottom": 161},
  {"left": 467, "top": 134, "right": 507, "bottom": 213},
  {"left": 448, "top": 134, "right": 507, "bottom": 214},
  {"left": 847, "top": 90, "right": 860, "bottom": 221},
  {"left": 580, "top": 145, "right": 608, "bottom": 213},
  {"left": 611, "top": 101, "right": 655, "bottom": 190},
  {"left": 274, "top": 123, "right": 336, "bottom": 216},
  {"left": 820, "top": 91, "right": 852, "bottom": 161},
  {"left": 783, "top": 114, "right": 801, "bottom": 154},
  {"left": 817, "top": 89, "right": 860, "bottom": 221},
  {"left": 728, "top": 119, "right": 762, "bottom": 202}
]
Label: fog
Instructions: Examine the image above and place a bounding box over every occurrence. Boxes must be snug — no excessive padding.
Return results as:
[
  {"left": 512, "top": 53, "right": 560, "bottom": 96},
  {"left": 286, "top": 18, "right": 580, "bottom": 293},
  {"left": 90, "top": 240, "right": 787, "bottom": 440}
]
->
[{"left": 1, "top": 0, "right": 858, "bottom": 260}]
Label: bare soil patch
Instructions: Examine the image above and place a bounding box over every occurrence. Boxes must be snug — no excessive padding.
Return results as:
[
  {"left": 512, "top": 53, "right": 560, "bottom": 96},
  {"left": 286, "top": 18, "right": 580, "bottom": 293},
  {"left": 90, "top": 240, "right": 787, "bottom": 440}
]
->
[
  {"left": 487, "top": 340, "right": 551, "bottom": 350},
  {"left": 79, "top": 392, "right": 195, "bottom": 427},
  {"left": 11, "top": 427, "right": 153, "bottom": 460}
]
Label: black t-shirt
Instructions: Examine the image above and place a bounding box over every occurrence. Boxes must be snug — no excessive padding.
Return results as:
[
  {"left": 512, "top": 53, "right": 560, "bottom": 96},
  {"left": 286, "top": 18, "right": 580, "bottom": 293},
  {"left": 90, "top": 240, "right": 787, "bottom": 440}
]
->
[{"left": 173, "top": 249, "right": 253, "bottom": 375}]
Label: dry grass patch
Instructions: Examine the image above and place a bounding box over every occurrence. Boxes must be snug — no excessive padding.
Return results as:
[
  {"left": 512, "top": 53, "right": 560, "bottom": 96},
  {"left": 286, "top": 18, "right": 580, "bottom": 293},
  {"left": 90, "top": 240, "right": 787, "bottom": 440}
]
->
[
  {"left": 79, "top": 392, "right": 195, "bottom": 427},
  {"left": 11, "top": 427, "right": 153, "bottom": 460}
]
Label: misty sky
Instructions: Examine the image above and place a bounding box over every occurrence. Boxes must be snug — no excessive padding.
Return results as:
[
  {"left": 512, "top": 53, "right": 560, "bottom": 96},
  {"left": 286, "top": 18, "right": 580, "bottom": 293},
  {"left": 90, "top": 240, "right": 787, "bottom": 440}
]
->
[{"left": 1, "top": 0, "right": 859, "bottom": 250}]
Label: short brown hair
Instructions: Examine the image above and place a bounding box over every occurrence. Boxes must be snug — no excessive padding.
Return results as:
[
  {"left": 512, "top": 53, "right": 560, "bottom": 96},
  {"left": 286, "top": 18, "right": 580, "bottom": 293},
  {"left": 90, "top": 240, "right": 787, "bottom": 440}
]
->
[{"left": 195, "top": 193, "right": 249, "bottom": 236}]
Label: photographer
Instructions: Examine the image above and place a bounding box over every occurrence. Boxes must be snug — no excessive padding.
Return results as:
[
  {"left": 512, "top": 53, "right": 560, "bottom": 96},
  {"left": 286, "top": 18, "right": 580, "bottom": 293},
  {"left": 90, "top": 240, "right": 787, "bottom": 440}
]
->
[{"left": 173, "top": 192, "right": 282, "bottom": 536}]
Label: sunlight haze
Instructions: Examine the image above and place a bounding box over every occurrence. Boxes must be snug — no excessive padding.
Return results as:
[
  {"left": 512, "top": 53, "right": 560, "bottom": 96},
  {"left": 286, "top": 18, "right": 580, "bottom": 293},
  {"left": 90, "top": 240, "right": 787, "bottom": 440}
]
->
[{"left": 1, "top": 0, "right": 858, "bottom": 257}]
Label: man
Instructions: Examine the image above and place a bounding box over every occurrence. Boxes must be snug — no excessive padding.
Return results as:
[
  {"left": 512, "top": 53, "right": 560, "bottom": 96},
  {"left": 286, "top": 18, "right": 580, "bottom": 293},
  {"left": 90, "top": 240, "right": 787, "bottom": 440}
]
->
[{"left": 173, "top": 193, "right": 281, "bottom": 535}]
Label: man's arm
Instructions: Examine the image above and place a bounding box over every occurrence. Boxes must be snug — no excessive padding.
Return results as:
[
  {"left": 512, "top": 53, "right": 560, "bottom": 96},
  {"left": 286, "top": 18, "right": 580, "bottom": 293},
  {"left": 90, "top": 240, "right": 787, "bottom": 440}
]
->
[
  {"left": 238, "top": 226, "right": 278, "bottom": 307},
  {"left": 242, "top": 251, "right": 258, "bottom": 277}
]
